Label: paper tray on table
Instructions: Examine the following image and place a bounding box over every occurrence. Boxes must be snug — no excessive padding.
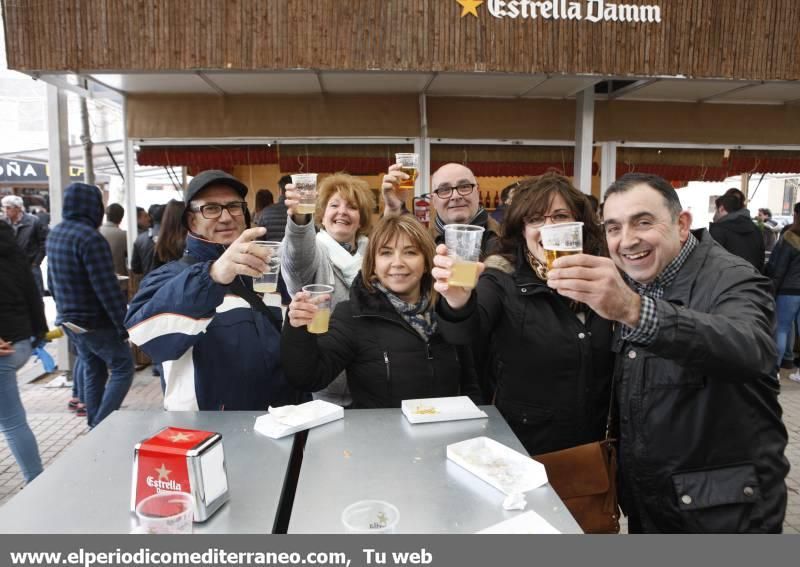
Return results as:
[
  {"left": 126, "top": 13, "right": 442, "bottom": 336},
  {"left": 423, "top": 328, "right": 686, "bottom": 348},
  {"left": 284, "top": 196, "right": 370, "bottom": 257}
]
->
[
  {"left": 477, "top": 511, "right": 561, "bottom": 534},
  {"left": 254, "top": 400, "right": 343, "bottom": 439},
  {"left": 401, "top": 396, "right": 488, "bottom": 424},
  {"left": 447, "top": 436, "right": 548, "bottom": 495}
]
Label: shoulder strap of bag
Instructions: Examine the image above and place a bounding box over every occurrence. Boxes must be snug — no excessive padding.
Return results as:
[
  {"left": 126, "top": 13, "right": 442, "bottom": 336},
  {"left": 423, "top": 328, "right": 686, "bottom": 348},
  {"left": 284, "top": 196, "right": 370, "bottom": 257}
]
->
[{"left": 181, "top": 254, "right": 283, "bottom": 332}]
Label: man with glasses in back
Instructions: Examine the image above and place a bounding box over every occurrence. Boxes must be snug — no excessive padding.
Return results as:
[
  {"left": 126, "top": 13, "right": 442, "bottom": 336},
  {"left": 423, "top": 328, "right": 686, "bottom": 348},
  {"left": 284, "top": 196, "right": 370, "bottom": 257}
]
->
[
  {"left": 383, "top": 162, "right": 500, "bottom": 258},
  {"left": 125, "top": 170, "right": 301, "bottom": 411}
]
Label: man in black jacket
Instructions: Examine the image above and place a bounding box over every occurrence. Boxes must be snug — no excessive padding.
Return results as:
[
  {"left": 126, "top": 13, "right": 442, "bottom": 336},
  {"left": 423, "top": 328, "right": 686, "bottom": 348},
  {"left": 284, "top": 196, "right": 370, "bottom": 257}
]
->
[
  {"left": 547, "top": 172, "right": 788, "bottom": 533},
  {"left": 709, "top": 192, "right": 765, "bottom": 270},
  {"left": 1, "top": 195, "right": 48, "bottom": 295},
  {"left": 257, "top": 175, "right": 290, "bottom": 242},
  {"left": 131, "top": 203, "right": 165, "bottom": 277}
]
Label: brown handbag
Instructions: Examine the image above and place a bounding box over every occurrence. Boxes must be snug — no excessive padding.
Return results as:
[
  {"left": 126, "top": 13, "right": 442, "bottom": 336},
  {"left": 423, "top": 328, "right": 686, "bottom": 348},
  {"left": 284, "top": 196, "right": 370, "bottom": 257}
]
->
[
  {"left": 531, "top": 370, "right": 620, "bottom": 534},
  {"left": 533, "top": 438, "right": 620, "bottom": 534}
]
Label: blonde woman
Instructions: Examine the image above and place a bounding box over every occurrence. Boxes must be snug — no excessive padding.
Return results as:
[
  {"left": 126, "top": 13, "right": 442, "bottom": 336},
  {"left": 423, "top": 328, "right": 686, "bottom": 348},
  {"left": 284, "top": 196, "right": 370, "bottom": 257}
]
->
[{"left": 281, "top": 173, "right": 375, "bottom": 406}]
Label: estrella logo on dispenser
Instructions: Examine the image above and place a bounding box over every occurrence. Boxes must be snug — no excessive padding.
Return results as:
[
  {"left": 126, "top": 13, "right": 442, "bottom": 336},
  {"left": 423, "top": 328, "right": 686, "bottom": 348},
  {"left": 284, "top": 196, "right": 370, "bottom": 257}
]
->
[{"left": 145, "top": 463, "right": 184, "bottom": 493}]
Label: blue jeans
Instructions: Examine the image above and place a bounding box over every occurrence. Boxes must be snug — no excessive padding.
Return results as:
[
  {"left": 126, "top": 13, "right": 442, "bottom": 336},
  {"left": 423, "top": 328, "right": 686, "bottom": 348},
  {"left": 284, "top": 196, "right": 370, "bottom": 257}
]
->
[
  {"left": 68, "top": 339, "right": 84, "bottom": 401},
  {"left": 775, "top": 295, "right": 800, "bottom": 369},
  {"left": 0, "top": 339, "right": 43, "bottom": 483},
  {"left": 64, "top": 328, "right": 134, "bottom": 428}
]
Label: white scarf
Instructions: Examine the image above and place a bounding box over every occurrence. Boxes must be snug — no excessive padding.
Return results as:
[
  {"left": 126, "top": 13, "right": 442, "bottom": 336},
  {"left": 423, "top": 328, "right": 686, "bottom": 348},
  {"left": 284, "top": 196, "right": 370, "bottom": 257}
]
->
[{"left": 316, "top": 229, "right": 368, "bottom": 285}]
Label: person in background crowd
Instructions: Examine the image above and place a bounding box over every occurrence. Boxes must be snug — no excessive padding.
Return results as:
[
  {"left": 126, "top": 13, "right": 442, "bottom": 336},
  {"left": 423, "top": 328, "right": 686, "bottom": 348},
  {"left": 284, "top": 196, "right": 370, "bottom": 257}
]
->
[
  {"left": 490, "top": 182, "right": 518, "bottom": 225},
  {"left": 126, "top": 170, "right": 301, "bottom": 411},
  {"left": 756, "top": 207, "right": 778, "bottom": 253},
  {"left": 383, "top": 162, "right": 500, "bottom": 259},
  {"left": 258, "top": 175, "right": 291, "bottom": 242},
  {"left": 252, "top": 189, "right": 275, "bottom": 226},
  {"left": 281, "top": 173, "right": 375, "bottom": 407},
  {"left": 34, "top": 207, "right": 50, "bottom": 227},
  {"left": 709, "top": 192, "right": 765, "bottom": 270},
  {"left": 433, "top": 173, "right": 613, "bottom": 455},
  {"left": 282, "top": 214, "right": 480, "bottom": 407},
  {"left": 153, "top": 200, "right": 187, "bottom": 269},
  {"left": 99, "top": 203, "right": 128, "bottom": 276},
  {"left": 0, "top": 222, "right": 45, "bottom": 483},
  {"left": 1, "top": 195, "right": 49, "bottom": 296},
  {"left": 765, "top": 201, "right": 800, "bottom": 384},
  {"left": 47, "top": 183, "right": 134, "bottom": 429},
  {"left": 547, "top": 172, "right": 788, "bottom": 533},
  {"left": 136, "top": 206, "right": 151, "bottom": 234},
  {"left": 131, "top": 204, "right": 165, "bottom": 277}
]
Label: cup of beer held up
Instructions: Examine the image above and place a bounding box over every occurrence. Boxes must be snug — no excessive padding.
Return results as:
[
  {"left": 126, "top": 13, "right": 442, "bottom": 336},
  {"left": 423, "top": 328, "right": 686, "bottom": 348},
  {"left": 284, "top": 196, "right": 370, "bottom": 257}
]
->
[
  {"left": 539, "top": 222, "right": 584, "bottom": 271},
  {"left": 395, "top": 153, "right": 419, "bottom": 192},
  {"left": 303, "top": 284, "right": 334, "bottom": 334},
  {"left": 291, "top": 173, "right": 318, "bottom": 215},
  {"left": 444, "top": 224, "right": 485, "bottom": 289},
  {"left": 252, "top": 241, "right": 281, "bottom": 293}
]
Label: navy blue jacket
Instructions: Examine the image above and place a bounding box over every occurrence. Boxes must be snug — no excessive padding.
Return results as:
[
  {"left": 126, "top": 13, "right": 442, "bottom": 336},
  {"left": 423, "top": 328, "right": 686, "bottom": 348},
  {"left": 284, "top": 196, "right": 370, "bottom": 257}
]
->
[
  {"left": 46, "top": 183, "right": 128, "bottom": 337},
  {"left": 125, "top": 232, "right": 301, "bottom": 411}
]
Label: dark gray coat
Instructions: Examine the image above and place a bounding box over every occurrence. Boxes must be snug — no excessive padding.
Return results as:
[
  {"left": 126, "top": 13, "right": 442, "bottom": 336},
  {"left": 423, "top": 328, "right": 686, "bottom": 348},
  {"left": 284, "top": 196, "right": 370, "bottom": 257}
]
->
[
  {"left": 256, "top": 199, "right": 288, "bottom": 242},
  {"left": 3, "top": 212, "right": 48, "bottom": 266},
  {"left": 615, "top": 229, "right": 788, "bottom": 533}
]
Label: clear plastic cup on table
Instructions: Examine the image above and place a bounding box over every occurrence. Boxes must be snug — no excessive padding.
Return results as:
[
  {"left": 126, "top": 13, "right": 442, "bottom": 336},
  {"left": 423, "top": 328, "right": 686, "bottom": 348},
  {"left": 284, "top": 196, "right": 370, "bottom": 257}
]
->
[
  {"left": 134, "top": 491, "right": 194, "bottom": 534},
  {"left": 252, "top": 240, "right": 281, "bottom": 293},
  {"left": 303, "top": 284, "right": 334, "bottom": 334},
  {"left": 341, "top": 500, "right": 399, "bottom": 534},
  {"left": 538, "top": 222, "right": 584, "bottom": 271},
  {"left": 291, "top": 173, "right": 318, "bottom": 215},
  {"left": 444, "top": 224, "right": 485, "bottom": 289}
]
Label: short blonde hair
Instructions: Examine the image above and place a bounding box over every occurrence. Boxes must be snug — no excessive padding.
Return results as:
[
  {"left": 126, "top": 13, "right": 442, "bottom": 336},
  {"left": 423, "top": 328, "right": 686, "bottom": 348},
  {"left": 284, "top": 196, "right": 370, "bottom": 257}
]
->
[
  {"left": 314, "top": 173, "right": 374, "bottom": 238},
  {"left": 361, "top": 215, "right": 437, "bottom": 306}
]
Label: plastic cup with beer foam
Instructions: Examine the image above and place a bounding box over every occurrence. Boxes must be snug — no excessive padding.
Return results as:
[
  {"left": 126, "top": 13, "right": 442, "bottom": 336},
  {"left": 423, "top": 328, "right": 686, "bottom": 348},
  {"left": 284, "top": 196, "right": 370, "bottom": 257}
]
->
[
  {"left": 135, "top": 491, "right": 194, "bottom": 534},
  {"left": 341, "top": 500, "right": 400, "bottom": 534},
  {"left": 252, "top": 241, "right": 281, "bottom": 293},
  {"left": 303, "top": 284, "right": 334, "bottom": 334},
  {"left": 394, "top": 153, "right": 419, "bottom": 193},
  {"left": 291, "top": 173, "right": 318, "bottom": 215},
  {"left": 444, "top": 224, "right": 485, "bottom": 289},
  {"left": 539, "top": 221, "right": 584, "bottom": 271}
]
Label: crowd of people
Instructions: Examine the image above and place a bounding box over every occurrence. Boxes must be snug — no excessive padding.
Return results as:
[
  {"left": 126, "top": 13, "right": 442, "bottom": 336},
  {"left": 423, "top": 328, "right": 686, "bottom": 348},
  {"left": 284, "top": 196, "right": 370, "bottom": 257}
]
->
[{"left": 0, "top": 162, "right": 794, "bottom": 533}]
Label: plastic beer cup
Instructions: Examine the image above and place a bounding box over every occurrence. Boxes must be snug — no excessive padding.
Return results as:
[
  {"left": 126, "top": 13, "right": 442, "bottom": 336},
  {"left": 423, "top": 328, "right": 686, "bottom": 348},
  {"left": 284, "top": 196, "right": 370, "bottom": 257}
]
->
[
  {"left": 292, "top": 173, "right": 318, "bottom": 215},
  {"left": 252, "top": 241, "right": 281, "bottom": 293},
  {"left": 539, "top": 222, "right": 584, "bottom": 270},
  {"left": 303, "top": 284, "right": 334, "bottom": 334},
  {"left": 444, "top": 224, "right": 485, "bottom": 289}
]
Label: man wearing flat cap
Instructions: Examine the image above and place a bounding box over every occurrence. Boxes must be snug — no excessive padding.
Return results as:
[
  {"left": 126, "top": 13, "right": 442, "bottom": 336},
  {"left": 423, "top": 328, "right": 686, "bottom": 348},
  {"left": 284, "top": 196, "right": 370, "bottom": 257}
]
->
[{"left": 126, "top": 170, "right": 302, "bottom": 411}]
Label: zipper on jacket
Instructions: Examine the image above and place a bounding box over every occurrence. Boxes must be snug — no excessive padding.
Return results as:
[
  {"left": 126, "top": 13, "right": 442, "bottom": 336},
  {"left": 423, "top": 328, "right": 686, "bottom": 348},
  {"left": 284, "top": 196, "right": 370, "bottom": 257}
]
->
[
  {"left": 383, "top": 351, "right": 392, "bottom": 400},
  {"left": 426, "top": 343, "right": 433, "bottom": 360}
]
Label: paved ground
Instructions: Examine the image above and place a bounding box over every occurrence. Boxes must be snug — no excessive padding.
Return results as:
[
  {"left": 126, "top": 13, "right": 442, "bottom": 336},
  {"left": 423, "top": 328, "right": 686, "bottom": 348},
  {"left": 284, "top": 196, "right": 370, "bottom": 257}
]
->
[{"left": 1, "top": 363, "right": 799, "bottom": 533}]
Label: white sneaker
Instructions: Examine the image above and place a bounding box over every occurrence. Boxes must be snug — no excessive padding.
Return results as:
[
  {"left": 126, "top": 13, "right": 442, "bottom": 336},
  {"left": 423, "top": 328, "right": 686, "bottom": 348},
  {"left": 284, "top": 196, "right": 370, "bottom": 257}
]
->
[{"left": 788, "top": 371, "right": 800, "bottom": 383}]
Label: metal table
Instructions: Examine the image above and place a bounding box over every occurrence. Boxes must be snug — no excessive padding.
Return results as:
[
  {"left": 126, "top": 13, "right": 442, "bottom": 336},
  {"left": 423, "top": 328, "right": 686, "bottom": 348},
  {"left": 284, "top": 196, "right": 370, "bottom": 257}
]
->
[
  {"left": 0, "top": 411, "right": 296, "bottom": 533},
  {"left": 288, "top": 406, "right": 582, "bottom": 534}
]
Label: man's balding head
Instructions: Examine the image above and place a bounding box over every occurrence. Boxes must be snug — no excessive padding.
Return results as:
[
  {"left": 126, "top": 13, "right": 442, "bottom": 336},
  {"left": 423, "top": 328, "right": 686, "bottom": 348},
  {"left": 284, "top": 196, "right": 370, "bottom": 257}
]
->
[{"left": 430, "top": 163, "right": 480, "bottom": 225}]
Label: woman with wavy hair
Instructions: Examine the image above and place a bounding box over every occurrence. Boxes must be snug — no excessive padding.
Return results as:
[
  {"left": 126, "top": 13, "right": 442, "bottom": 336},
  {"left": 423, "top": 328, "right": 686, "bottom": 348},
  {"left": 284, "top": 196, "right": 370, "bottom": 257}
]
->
[
  {"left": 432, "top": 172, "right": 614, "bottom": 455},
  {"left": 281, "top": 173, "right": 376, "bottom": 407}
]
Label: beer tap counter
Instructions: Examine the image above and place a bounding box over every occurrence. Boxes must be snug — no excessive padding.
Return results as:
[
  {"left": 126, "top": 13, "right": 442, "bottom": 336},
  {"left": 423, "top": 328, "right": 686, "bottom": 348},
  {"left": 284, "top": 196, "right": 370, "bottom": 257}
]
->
[{"left": 0, "top": 408, "right": 581, "bottom": 534}]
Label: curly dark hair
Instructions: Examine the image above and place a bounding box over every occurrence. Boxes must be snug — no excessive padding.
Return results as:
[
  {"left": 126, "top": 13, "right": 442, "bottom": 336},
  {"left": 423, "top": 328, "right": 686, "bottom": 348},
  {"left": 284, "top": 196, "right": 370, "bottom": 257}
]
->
[{"left": 498, "top": 172, "right": 607, "bottom": 261}]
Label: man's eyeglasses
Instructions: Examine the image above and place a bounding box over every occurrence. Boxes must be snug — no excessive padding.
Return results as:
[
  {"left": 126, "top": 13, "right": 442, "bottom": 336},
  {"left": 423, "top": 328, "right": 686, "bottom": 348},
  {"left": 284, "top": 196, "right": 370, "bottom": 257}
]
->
[
  {"left": 525, "top": 211, "right": 575, "bottom": 228},
  {"left": 432, "top": 183, "right": 476, "bottom": 199},
  {"left": 190, "top": 201, "right": 247, "bottom": 219}
]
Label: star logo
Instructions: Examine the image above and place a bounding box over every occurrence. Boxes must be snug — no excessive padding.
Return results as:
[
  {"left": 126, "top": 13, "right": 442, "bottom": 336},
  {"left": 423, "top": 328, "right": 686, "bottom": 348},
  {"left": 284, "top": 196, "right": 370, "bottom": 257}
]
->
[
  {"left": 169, "top": 432, "right": 193, "bottom": 443},
  {"left": 155, "top": 463, "right": 171, "bottom": 481},
  {"left": 456, "top": 0, "right": 483, "bottom": 18}
]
